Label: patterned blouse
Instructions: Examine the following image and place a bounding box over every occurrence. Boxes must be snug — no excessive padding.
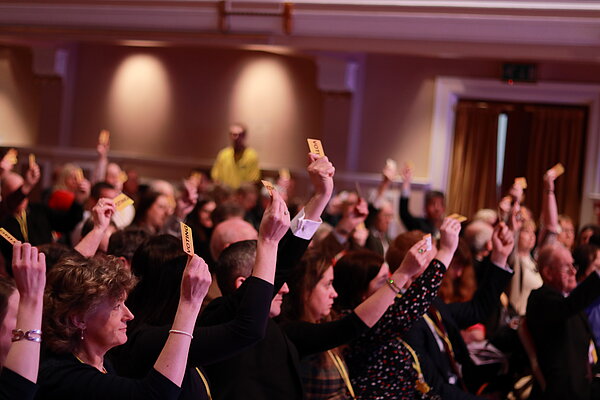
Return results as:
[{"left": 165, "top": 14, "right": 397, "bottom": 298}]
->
[{"left": 343, "top": 260, "right": 446, "bottom": 400}]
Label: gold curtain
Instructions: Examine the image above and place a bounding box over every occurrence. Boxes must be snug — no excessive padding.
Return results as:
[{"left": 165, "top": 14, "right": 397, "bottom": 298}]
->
[
  {"left": 448, "top": 101, "right": 501, "bottom": 218},
  {"left": 521, "top": 106, "right": 587, "bottom": 225}
]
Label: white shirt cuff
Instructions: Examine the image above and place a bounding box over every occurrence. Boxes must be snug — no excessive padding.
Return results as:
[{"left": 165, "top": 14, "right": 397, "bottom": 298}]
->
[
  {"left": 291, "top": 209, "right": 321, "bottom": 240},
  {"left": 493, "top": 262, "right": 513, "bottom": 274}
]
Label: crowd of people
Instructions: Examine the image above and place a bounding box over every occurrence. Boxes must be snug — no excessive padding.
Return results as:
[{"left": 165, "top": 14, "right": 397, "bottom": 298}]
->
[{"left": 0, "top": 123, "right": 599, "bottom": 400}]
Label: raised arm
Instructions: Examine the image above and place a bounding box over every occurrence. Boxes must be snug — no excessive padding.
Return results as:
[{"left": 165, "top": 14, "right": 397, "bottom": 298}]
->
[
  {"left": 253, "top": 189, "right": 290, "bottom": 284},
  {"left": 92, "top": 133, "right": 109, "bottom": 184},
  {"left": 303, "top": 153, "right": 335, "bottom": 222},
  {"left": 372, "top": 218, "right": 461, "bottom": 339},
  {"left": 538, "top": 167, "right": 560, "bottom": 247},
  {"left": 154, "top": 255, "right": 211, "bottom": 387},
  {"left": 74, "top": 199, "right": 115, "bottom": 257},
  {"left": 4, "top": 242, "right": 46, "bottom": 382}
]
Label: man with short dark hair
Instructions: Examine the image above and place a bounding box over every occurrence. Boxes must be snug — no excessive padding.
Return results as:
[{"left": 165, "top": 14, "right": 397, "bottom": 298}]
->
[
  {"left": 526, "top": 243, "right": 600, "bottom": 400},
  {"left": 400, "top": 164, "right": 445, "bottom": 237}
]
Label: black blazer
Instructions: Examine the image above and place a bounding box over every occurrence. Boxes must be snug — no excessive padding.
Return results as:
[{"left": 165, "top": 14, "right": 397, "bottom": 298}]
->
[
  {"left": 404, "top": 258, "right": 513, "bottom": 400},
  {"left": 199, "top": 231, "right": 368, "bottom": 399},
  {"left": 526, "top": 273, "right": 600, "bottom": 400},
  {"left": 399, "top": 196, "right": 436, "bottom": 234}
]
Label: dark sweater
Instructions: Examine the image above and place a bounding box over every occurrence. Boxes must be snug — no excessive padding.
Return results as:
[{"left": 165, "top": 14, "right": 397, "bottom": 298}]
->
[
  {"left": 35, "top": 353, "right": 180, "bottom": 400},
  {"left": 0, "top": 367, "right": 37, "bottom": 400}
]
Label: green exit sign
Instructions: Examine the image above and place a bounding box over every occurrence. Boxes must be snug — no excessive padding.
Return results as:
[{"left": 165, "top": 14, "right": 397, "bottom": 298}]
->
[{"left": 502, "top": 63, "right": 537, "bottom": 83}]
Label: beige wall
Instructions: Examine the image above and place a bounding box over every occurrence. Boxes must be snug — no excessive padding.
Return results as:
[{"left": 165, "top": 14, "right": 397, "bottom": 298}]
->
[
  {"left": 2, "top": 44, "right": 600, "bottom": 196},
  {"left": 0, "top": 47, "right": 39, "bottom": 147},
  {"left": 68, "top": 45, "right": 322, "bottom": 173}
]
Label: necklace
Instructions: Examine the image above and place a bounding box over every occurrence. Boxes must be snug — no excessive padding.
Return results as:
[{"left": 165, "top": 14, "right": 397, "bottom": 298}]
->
[{"left": 73, "top": 353, "right": 108, "bottom": 374}]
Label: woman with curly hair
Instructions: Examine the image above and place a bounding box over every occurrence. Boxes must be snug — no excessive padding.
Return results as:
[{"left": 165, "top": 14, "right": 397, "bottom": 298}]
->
[{"left": 36, "top": 252, "right": 211, "bottom": 400}]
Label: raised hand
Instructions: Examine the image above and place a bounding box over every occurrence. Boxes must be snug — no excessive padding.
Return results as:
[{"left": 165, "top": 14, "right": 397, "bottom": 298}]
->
[
  {"left": 92, "top": 198, "right": 116, "bottom": 232},
  {"left": 307, "top": 153, "right": 335, "bottom": 198},
  {"left": 22, "top": 162, "right": 41, "bottom": 195},
  {"left": 436, "top": 217, "right": 462, "bottom": 267},
  {"left": 543, "top": 167, "right": 557, "bottom": 192},
  {"left": 259, "top": 189, "right": 291, "bottom": 243},
  {"left": 180, "top": 254, "right": 212, "bottom": 308},
  {"left": 491, "top": 221, "right": 514, "bottom": 267},
  {"left": 396, "top": 238, "right": 431, "bottom": 279},
  {"left": 12, "top": 242, "right": 46, "bottom": 303},
  {"left": 75, "top": 178, "right": 91, "bottom": 204},
  {"left": 176, "top": 177, "right": 199, "bottom": 219}
]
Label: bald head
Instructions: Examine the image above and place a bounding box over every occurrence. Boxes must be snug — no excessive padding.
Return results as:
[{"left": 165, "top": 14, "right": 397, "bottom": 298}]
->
[{"left": 210, "top": 218, "right": 258, "bottom": 261}]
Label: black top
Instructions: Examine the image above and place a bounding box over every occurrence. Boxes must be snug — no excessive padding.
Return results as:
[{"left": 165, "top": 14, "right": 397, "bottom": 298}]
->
[
  {"left": 35, "top": 353, "right": 180, "bottom": 400},
  {"left": 198, "top": 228, "right": 370, "bottom": 399},
  {"left": 404, "top": 258, "right": 513, "bottom": 400},
  {"left": 399, "top": 196, "right": 436, "bottom": 235},
  {"left": 0, "top": 367, "right": 37, "bottom": 400},
  {"left": 0, "top": 201, "right": 83, "bottom": 274},
  {"left": 526, "top": 272, "right": 600, "bottom": 400},
  {"left": 110, "top": 277, "right": 274, "bottom": 400}
]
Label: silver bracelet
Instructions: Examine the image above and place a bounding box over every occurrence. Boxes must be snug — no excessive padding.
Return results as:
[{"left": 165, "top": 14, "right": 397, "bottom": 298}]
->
[
  {"left": 11, "top": 329, "right": 42, "bottom": 343},
  {"left": 169, "top": 329, "right": 193, "bottom": 339}
]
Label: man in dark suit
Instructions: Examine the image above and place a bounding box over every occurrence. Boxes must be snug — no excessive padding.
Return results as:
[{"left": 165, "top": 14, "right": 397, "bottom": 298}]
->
[
  {"left": 399, "top": 163, "right": 445, "bottom": 237},
  {"left": 526, "top": 243, "right": 600, "bottom": 400},
  {"left": 404, "top": 222, "right": 515, "bottom": 399}
]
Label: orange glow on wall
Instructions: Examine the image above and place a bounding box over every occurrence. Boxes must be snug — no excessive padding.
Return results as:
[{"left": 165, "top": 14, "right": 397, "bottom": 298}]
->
[{"left": 108, "top": 54, "right": 172, "bottom": 152}]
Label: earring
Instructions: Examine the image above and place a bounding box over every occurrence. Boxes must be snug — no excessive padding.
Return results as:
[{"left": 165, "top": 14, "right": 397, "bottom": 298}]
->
[{"left": 80, "top": 329, "right": 85, "bottom": 341}]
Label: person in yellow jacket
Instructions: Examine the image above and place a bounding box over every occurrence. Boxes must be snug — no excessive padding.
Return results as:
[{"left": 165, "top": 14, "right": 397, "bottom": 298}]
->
[{"left": 211, "top": 123, "right": 260, "bottom": 189}]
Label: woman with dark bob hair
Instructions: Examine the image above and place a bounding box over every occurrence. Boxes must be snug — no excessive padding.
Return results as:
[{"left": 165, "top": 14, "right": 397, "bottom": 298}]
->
[
  {"left": 36, "top": 251, "right": 211, "bottom": 399},
  {"left": 111, "top": 189, "right": 291, "bottom": 399},
  {"left": 0, "top": 242, "right": 46, "bottom": 400},
  {"left": 281, "top": 219, "right": 460, "bottom": 400}
]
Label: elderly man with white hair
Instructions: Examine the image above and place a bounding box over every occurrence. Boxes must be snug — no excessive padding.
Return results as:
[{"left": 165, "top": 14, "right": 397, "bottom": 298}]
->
[{"left": 526, "top": 243, "right": 600, "bottom": 400}]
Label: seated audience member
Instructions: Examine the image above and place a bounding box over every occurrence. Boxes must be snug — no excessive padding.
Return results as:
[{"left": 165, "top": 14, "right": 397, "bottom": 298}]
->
[
  {"left": 509, "top": 219, "right": 542, "bottom": 317},
  {"left": 332, "top": 219, "right": 460, "bottom": 400},
  {"left": 210, "top": 218, "right": 257, "bottom": 264},
  {"left": 364, "top": 198, "right": 394, "bottom": 257},
  {"left": 210, "top": 201, "right": 245, "bottom": 228},
  {"left": 472, "top": 209, "right": 498, "bottom": 226},
  {"left": 557, "top": 214, "right": 576, "bottom": 251},
  {"left": 235, "top": 183, "right": 262, "bottom": 230},
  {"left": 37, "top": 252, "right": 211, "bottom": 399},
  {"left": 0, "top": 242, "right": 45, "bottom": 400},
  {"left": 46, "top": 163, "right": 90, "bottom": 213},
  {"left": 107, "top": 228, "right": 151, "bottom": 270},
  {"left": 573, "top": 244, "right": 600, "bottom": 347},
  {"left": 439, "top": 238, "right": 477, "bottom": 304},
  {"left": 403, "top": 222, "right": 515, "bottom": 399},
  {"left": 184, "top": 198, "right": 216, "bottom": 266},
  {"left": 283, "top": 235, "right": 443, "bottom": 400},
  {"left": 399, "top": 163, "right": 445, "bottom": 237},
  {"left": 36, "top": 243, "right": 75, "bottom": 272},
  {"left": 129, "top": 191, "right": 171, "bottom": 235},
  {"left": 526, "top": 243, "right": 600, "bottom": 400},
  {"left": 211, "top": 123, "right": 260, "bottom": 189},
  {"left": 70, "top": 181, "right": 118, "bottom": 245},
  {"left": 579, "top": 224, "right": 600, "bottom": 247},
  {"left": 112, "top": 190, "right": 290, "bottom": 399},
  {"left": 0, "top": 167, "right": 83, "bottom": 273},
  {"left": 463, "top": 220, "right": 494, "bottom": 285},
  {"left": 199, "top": 154, "right": 337, "bottom": 400},
  {"left": 317, "top": 195, "right": 370, "bottom": 260}
]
